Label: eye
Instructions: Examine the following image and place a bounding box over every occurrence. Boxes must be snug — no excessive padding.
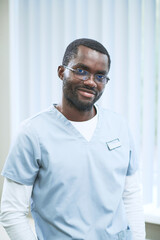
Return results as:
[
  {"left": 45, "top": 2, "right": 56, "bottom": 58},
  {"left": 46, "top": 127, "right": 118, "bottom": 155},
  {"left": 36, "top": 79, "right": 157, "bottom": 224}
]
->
[
  {"left": 96, "top": 74, "right": 105, "bottom": 80},
  {"left": 76, "top": 68, "right": 88, "bottom": 75}
]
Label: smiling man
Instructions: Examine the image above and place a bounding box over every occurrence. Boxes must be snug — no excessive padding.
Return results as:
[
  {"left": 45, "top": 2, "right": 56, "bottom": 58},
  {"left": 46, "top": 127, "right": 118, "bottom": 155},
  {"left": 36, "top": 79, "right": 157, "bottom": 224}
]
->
[
  {"left": 0, "top": 38, "right": 145, "bottom": 240},
  {"left": 59, "top": 45, "right": 108, "bottom": 114}
]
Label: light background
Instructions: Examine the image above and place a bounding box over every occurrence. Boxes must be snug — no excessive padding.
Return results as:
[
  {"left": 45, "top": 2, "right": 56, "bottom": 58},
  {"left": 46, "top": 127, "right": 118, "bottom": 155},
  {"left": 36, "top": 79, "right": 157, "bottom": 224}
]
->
[{"left": 0, "top": 0, "right": 160, "bottom": 239}]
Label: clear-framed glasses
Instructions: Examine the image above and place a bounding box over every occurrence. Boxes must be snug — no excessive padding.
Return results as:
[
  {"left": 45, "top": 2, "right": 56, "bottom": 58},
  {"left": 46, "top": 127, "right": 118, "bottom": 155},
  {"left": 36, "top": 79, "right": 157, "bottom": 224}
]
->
[{"left": 63, "top": 65, "right": 110, "bottom": 84}]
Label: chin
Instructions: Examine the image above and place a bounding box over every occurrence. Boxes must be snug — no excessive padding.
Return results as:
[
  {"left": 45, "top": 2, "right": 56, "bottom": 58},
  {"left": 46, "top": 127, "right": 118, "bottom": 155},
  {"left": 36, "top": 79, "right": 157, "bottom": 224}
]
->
[{"left": 73, "top": 100, "right": 95, "bottom": 112}]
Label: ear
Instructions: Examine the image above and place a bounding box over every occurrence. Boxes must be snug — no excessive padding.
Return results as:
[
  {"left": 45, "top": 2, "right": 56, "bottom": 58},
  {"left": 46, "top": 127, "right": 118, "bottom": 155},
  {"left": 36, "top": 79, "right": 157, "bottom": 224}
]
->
[{"left": 58, "top": 65, "right": 65, "bottom": 80}]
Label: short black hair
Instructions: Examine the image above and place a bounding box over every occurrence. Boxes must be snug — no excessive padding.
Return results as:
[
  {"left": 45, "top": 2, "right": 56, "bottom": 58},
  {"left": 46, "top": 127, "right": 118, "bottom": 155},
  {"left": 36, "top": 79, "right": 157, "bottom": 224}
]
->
[{"left": 62, "top": 38, "right": 111, "bottom": 70}]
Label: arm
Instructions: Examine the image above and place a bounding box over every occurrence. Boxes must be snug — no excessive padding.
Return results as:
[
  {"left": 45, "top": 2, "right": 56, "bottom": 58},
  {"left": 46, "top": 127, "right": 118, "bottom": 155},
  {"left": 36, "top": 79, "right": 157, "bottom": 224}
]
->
[
  {"left": 123, "top": 171, "right": 146, "bottom": 240},
  {"left": 0, "top": 178, "right": 37, "bottom": 240}
]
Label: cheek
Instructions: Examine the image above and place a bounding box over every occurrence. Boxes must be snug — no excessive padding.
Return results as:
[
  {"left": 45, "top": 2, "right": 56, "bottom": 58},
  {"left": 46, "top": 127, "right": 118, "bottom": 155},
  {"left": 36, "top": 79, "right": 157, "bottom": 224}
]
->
[
  {"left": 97, "top": 84, "right": 105, "bottom": 94},
  {"left": 63, "top": 78, "right": 75, "bottom": 93},
  {"left": 63, "top": 75, "right": 81, "bottom": 90}
]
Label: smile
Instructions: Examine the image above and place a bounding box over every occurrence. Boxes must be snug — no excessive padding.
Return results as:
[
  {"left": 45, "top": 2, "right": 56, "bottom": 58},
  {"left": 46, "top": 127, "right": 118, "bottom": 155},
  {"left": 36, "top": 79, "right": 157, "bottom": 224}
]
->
[{"left": 77, "top": 88, "right": 96, "bottom": 98}]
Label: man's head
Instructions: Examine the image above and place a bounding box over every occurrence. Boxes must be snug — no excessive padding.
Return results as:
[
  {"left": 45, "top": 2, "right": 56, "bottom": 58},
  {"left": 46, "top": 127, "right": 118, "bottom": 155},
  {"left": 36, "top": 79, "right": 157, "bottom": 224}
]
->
[
  {"left": 58, "top": 38, "right": 111, "bottom": 112},
  {"left": 62, "top": 38, "right": 111, "bottom": 70}
]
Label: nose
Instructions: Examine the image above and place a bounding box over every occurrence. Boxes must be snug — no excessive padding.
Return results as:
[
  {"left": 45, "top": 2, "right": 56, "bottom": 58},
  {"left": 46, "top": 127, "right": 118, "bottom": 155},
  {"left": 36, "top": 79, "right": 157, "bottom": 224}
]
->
[{"left": 83, "top": 75, "right": 97, "bottom": 88}]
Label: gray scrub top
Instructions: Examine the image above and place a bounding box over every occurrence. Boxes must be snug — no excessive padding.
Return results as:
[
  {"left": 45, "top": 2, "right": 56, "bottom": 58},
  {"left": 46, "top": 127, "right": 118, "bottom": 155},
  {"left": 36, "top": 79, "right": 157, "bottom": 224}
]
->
[{"left": 2, "top": 105, "right": 138, "bottom": 240}]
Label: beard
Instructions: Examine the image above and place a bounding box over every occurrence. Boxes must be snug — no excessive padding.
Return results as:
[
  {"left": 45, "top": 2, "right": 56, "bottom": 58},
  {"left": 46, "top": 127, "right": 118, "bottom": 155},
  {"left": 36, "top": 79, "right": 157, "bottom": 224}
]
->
[{"left": 62, "top": 78, "right": 103, "bottom": 112}]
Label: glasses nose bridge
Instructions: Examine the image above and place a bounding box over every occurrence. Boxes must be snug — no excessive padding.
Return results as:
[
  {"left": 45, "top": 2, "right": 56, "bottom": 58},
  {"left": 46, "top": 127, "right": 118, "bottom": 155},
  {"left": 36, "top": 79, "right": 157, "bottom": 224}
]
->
[
  {"left": 84, "top": 72, "right": 96, "bottom": 82},
  {"left": 83, "top": 72, "right": 97, "bottom": 87}
]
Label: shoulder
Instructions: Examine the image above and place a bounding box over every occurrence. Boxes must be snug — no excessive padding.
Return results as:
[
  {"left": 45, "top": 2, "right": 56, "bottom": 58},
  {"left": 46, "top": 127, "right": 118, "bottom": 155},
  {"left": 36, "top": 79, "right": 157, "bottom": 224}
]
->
[
  {"left": 13, "top": 105, "right": 56, "bottom": 141},
  {"left": 21, "top": 105, "right": 55, "bottom": 130}
]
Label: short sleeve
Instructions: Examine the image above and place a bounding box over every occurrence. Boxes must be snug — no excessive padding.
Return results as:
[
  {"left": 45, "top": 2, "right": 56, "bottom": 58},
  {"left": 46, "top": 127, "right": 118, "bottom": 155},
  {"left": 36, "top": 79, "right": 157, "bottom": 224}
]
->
[
  {"left": 126, "top": 130, "right": 139, "bottom": 176},
  {"left": 1, "top": 123, "right": 41, "bottom": 185}
]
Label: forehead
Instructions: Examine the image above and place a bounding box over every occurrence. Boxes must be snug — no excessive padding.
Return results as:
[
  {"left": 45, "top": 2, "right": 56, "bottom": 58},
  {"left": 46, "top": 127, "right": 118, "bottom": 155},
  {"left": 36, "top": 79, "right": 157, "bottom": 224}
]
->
[{"left": 69, "top": 45, "right": 109, "bottom": 72}]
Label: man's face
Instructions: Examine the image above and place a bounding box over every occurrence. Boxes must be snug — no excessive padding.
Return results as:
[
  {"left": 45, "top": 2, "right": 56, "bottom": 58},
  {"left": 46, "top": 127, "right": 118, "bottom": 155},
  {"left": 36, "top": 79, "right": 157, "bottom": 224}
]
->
[{"left": 62, "top": 45, "right": 109, "bottom": 111}]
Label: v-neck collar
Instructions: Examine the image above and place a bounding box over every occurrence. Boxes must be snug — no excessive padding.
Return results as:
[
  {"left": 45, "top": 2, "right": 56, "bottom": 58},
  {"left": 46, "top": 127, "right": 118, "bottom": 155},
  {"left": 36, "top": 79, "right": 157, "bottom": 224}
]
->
[{"left": 50, "top": 104, "right": 102, "bottom": 142}]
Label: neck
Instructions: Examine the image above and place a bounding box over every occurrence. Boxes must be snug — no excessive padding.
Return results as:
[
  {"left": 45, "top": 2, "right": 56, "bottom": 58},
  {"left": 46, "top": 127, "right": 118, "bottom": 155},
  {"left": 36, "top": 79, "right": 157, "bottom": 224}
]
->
[{"left": 56, "top": 100, "right": 96, "bottom": 122}]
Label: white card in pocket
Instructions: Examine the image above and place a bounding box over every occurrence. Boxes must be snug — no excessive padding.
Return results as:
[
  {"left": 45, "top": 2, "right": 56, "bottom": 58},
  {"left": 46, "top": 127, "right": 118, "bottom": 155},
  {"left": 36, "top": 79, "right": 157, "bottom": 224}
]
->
[{"left": 106, "top": 138, "right": 121, "bottom": 150}]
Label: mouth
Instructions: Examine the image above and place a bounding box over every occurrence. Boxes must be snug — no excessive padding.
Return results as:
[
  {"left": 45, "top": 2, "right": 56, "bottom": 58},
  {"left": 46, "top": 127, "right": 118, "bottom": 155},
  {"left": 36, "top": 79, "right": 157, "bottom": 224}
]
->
[{"left": 77, "top": 88, "right": 97, "bottom": 98}]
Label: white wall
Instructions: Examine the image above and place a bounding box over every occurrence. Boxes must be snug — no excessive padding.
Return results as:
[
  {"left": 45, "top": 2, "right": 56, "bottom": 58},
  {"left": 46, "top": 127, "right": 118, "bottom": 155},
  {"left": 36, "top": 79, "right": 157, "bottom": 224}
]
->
[{"left": 0, "top": 0, "right": 10, "bottom": 196}]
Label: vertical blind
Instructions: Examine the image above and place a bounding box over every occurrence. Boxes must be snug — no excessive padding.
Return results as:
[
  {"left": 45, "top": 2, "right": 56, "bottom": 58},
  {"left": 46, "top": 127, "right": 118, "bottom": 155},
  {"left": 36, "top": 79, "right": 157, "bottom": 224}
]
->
[{"left": 9, "top": 0, "right": 160, "bottom": 206}]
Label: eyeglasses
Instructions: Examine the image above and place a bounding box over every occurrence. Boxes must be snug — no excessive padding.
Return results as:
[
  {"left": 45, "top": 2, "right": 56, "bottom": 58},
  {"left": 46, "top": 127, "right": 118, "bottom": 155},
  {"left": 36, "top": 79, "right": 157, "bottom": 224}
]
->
[{"left": 63, "top": 65, "right": 110, "bottom": 84}]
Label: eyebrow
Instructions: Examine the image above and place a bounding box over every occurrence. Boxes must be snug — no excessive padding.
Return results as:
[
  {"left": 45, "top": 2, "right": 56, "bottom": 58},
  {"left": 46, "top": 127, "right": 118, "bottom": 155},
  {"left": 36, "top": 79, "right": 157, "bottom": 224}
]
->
[
  {"left": 72, "top": 63, "right": 90, "bottom": 71},
  {"left": 72, "top": 63, "right": 108, "bottom": 75}
]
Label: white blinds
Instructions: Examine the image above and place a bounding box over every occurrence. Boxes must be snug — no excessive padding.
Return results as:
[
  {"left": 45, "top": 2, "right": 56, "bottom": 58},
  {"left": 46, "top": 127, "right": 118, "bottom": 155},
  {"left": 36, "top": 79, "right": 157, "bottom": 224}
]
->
[
  {"left": 9, "top": 0, "right": 160, "bottom": 206},
  {"left": 142, "top": 0, "right": 156, "bottom": 204}
]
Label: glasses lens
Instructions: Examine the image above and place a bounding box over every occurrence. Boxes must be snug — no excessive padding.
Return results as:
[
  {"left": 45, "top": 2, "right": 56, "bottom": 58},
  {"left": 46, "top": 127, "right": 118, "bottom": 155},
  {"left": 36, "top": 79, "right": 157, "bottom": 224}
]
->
[
  {"left": 76, "top": 68, "right": 86, "bottom": 75},
  {"left": 74, "top": 68, "right": 89, "bottom": 80},
  {"left": 95, "top": 75, "right": 107, "bottom": 84}
]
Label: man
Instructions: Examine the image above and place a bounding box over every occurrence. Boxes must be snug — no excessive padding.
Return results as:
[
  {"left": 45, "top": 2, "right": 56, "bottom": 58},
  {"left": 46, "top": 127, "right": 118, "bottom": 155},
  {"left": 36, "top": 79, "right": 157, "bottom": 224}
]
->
[{"left": 0, "top": 38, "right": 145, "bottom": 239}]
